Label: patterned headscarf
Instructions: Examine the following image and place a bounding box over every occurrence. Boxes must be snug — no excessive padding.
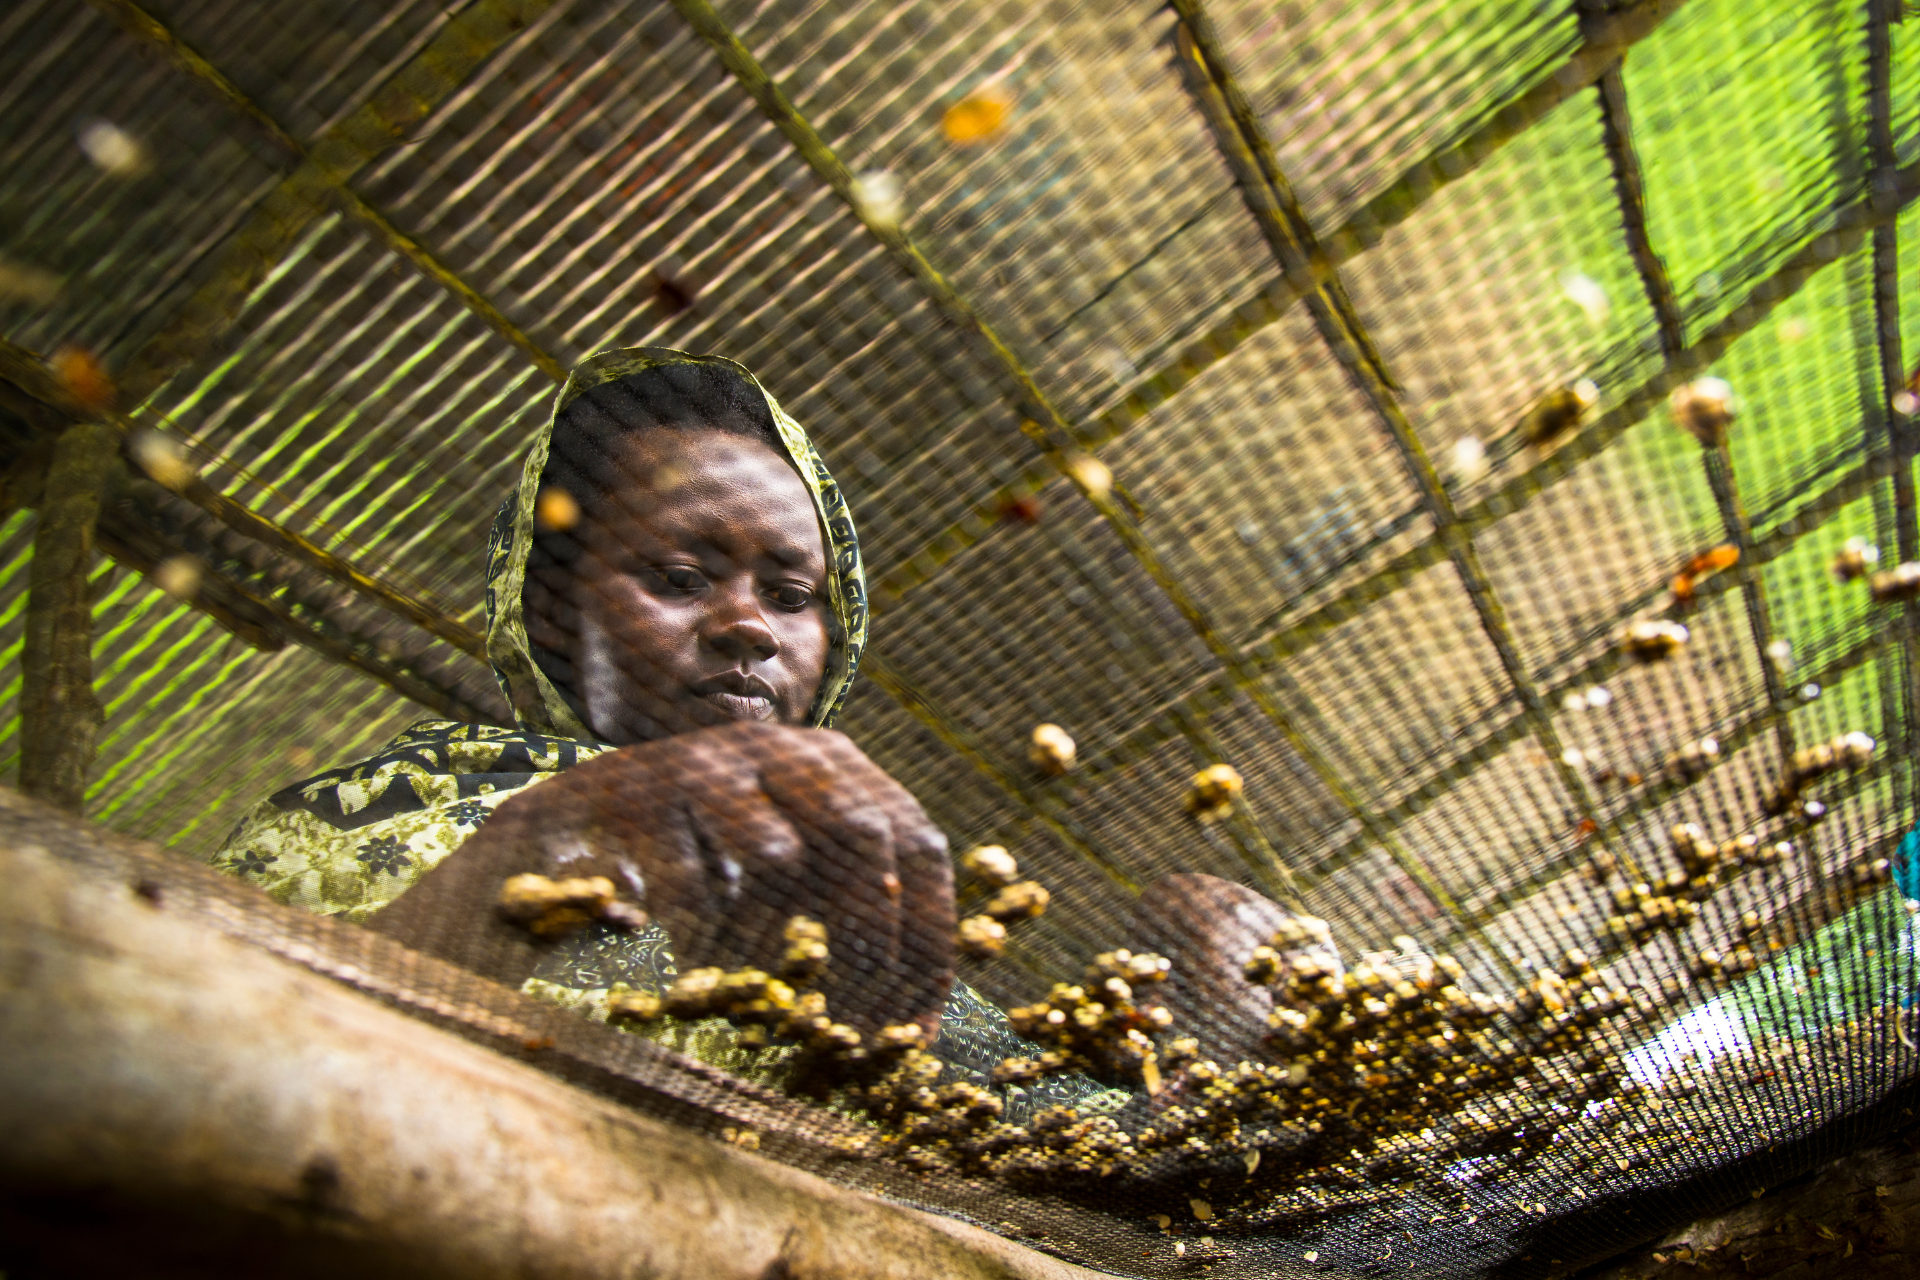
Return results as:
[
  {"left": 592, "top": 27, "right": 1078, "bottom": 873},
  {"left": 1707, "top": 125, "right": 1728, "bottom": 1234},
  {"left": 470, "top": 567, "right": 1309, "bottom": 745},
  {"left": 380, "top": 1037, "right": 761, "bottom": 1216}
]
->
[{"left": 485, "top": 346, "right": 869, "bottom": 738}]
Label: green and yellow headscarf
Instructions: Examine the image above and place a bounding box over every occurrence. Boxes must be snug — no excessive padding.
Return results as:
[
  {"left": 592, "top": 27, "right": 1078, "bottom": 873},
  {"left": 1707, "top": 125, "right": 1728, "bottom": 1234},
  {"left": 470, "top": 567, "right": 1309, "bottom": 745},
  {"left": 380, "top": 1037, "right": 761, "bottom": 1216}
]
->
[{"left": 485, "top": 346, "right": 869, "bottom": 738}]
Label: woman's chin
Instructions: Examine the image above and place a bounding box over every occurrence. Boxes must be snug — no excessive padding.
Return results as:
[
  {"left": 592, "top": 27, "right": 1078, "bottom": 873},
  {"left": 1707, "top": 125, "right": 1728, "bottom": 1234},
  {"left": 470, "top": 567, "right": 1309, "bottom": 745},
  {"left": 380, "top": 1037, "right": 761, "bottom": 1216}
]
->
[{"left": 582, "top": 698, "right": 677, "bottom": 746}]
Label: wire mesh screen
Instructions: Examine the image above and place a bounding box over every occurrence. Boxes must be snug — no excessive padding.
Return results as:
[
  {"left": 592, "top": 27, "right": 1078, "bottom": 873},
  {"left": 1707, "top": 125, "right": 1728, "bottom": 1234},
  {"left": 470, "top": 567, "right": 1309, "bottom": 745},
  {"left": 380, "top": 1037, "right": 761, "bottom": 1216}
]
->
[{"left": 3, "top": 0, "right": 1920, "bottom": 1275}]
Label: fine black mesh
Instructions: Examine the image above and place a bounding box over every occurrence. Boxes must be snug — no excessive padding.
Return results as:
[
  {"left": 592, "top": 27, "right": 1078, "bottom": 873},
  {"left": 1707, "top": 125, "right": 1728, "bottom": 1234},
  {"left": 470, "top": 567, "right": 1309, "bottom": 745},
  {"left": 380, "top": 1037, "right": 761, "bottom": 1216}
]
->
[{"left": 3, "top": 0, "right": 1920, "bottom": 1276}]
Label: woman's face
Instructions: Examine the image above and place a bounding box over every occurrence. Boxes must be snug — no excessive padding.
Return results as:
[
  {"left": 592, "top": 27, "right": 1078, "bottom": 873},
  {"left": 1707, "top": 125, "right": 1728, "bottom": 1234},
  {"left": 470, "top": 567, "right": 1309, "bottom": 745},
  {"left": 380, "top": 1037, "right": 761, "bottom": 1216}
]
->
[{"left": 526, "top": 428, "right": 832, "bottom": 744}]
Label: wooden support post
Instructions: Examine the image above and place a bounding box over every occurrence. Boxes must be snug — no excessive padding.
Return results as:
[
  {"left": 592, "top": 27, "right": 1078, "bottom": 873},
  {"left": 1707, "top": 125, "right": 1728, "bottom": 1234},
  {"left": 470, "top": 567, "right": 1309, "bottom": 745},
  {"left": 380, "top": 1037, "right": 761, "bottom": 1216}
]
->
[{"left": 19, "top": 420, "right": 119, "bottom": 813}]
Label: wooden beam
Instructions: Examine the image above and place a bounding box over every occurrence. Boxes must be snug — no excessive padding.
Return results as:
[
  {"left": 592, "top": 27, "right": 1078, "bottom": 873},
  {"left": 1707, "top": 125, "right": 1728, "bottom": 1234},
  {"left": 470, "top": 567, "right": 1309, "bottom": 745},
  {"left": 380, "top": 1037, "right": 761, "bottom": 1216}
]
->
[
  {"left": 1, "top": 344, "right": 502, "bottom": 723},
  {"left": 93, "top": 515, "right": 287, "bottom": 654},
  {"left": 90, "top": 497, "right": 501, "bottom": 724},
  {"left": 871, "top": 0, "right": 1693, "bottom": 606},
  {"left": 1865, "top": 0, "right": 1917, "bottom": 778},
  {"left": 989, "top": 158, "right": 1920, "bottom": 834},
  {"left": 108, "top": 0, "right": 564, "bottom": 408},
  {"left": 19, "top": 421, "right": 119, "bottom": 813},
  {"left": 1169, "top": 0, "right": 1619, "bottom": 903},
  {"left": 0, "top": 337, "right": 486, "bottom": 660},
  {"left": 215, "top": 565, "right": 500, "bottom": 723},
  {"left": 1596, "top": 64, "right": 1687, "bottom": 363},
  {"left": 165, "top": 467, "right": 487, "bottom": 660},
  {"left": 1594, "top": 59, "right": 1798, "bottom": 773},
  {"left": 86, "top": 0, "right": 570, "bottom": 386}
]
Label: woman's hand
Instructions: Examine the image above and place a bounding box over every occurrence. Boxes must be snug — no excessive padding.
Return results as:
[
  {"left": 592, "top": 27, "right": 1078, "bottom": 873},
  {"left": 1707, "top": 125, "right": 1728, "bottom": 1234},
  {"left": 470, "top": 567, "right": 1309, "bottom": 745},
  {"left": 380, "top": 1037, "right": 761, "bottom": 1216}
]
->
[
  {"left": 368, "top": 722, "right": 955, "bottom": 1035},
  {"left": 1131, "top": 873, "right": 1337, "bottom": 1067}
]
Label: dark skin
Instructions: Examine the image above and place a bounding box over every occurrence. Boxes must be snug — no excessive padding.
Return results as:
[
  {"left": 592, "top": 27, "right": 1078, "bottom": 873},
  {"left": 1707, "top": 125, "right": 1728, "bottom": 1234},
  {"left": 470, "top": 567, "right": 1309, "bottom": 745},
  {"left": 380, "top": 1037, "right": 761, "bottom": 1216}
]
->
[
  {"left": 370, "top": 429, "right": 955, "bottom": 1035},
  {"left": 1130, "top": 874, "right": 1323, "bottom": 1067},
  {"left": 525, "top": 428, "right": 834, "bottom": 741}
]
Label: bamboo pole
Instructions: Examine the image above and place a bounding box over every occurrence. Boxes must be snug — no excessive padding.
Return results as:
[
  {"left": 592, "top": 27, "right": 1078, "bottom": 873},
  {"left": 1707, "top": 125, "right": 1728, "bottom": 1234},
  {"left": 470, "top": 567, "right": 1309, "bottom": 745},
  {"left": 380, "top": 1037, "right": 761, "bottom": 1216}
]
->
[
  {"left": 1594, "top": 60, "right": 1798, "bottom": 768},
  {"left": 1170, "top": 0, "right": 1620, "bottom": 901},
  {"left": 19, "top": 420, "right": 119, "bottom": 813},
  {"left": 86, "top": 0, "right": 570, "bottom": 386},
  {"left": 1, "top": 343, "right": 501, "bottom": 723},
  {"left": 1865, "top": 0, "right": 1916, "bottom": 775},
  {"left": 109, "top": 0, "right": 564, "bottom": 409},
  {"left": 872, "top": 0, "right": 1692, "bottom": 606}
]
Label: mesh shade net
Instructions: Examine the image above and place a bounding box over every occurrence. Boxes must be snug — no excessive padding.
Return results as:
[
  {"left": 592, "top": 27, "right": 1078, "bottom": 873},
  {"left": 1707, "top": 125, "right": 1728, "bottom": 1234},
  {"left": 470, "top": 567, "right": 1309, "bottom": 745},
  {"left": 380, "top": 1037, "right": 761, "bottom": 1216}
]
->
[{"left": 2, "top": 0, "right": 1920, "bottom": 1275}]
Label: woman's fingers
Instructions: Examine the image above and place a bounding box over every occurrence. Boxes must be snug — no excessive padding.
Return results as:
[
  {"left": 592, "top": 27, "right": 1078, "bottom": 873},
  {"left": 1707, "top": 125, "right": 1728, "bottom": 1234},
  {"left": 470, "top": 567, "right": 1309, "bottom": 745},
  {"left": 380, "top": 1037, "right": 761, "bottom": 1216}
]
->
[
  {"left": 737, "top": 729, "right": 933, "bottom": 1028},
  {"left": 375, "top": 724, "right": 958, "bottom": 1038},
  {"left": 566, "top": 750, "right": 710, "bottom": 963},
  {"left": 748, "top": 730, "right": 907, "bottom": 1029},
  {"left": 891, "top": 815, "right": 956, "bottom": 1038},
  {"left": 679, "top": 743, "right": 807, "bottom": 973},
  {"left": 841, "top": 738, "right": 956, "bottom": 1035}
]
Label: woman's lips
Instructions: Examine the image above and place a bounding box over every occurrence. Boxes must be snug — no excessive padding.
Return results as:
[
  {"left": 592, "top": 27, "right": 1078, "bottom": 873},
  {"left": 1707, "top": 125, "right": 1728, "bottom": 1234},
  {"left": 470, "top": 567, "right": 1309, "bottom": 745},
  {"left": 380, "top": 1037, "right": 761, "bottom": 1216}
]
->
[
  {"left": 691, "top": 673, "right": 779, "bottom": 722},
  {"left": 699, "top": 689, "right": 776, "bottom": 721}
]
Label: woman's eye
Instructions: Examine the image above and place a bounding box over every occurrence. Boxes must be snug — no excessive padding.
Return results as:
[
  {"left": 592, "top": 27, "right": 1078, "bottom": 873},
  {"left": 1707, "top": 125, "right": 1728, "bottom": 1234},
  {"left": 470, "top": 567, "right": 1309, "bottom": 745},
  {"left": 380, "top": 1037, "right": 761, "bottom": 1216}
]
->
[
  {"left": 661, "top": 567, "right": 703, "bottom": 591},
  {"left": 769, "top": 584, "right": 814, "bottom": 610}
]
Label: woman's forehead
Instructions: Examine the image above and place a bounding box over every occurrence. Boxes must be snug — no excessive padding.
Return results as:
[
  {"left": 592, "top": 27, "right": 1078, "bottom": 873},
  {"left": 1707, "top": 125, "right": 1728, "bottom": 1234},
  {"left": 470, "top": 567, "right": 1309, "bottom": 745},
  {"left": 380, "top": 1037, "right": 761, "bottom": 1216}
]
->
[{"left": 599, "top": 429, "right": 825, "bottom": 567}]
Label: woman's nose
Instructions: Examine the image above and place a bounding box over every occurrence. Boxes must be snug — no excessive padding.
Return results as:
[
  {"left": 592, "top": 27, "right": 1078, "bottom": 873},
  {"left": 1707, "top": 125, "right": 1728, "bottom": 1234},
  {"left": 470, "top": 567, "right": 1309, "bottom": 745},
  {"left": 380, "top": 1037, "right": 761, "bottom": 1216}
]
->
[{"left": 703, "top": 584, "right": 780, "bottom": 661}]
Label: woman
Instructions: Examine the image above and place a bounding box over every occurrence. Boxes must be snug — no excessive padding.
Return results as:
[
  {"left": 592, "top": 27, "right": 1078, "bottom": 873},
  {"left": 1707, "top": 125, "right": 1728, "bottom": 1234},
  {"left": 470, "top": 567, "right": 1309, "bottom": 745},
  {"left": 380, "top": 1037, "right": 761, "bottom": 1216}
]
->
[
  {"left": 217, "top": 346, "right": 1287, "bottom": 1088},
  {"left": 219, "top": 347, "right": 1058, "bottom": 1081}
]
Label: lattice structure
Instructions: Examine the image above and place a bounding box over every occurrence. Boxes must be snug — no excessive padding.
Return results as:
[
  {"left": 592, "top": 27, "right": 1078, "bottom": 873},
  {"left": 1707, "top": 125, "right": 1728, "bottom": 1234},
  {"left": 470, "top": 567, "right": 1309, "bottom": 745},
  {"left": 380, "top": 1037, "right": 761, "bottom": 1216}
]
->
[{"left": 3, "top": 0, "right": 1920, "bottom": 1275}]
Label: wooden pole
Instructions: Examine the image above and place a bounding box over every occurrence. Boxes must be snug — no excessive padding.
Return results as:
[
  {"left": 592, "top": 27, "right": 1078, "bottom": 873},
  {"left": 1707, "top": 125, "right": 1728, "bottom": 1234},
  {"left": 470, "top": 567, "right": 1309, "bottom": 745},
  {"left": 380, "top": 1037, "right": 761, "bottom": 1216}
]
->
[
  {"left": 0, "top": 338, "right": 487, "bottom": 661},
  {"left": 18, "top": 420, "right": 119, "bottom": 813}
]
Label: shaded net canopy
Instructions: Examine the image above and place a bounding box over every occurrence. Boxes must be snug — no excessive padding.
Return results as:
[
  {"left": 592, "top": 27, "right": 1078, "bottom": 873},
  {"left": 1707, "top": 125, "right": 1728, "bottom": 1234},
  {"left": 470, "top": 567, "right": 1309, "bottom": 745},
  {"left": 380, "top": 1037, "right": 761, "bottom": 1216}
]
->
[{"left": 4, "top": 0, "right": 1920, "bottom": 1275}]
